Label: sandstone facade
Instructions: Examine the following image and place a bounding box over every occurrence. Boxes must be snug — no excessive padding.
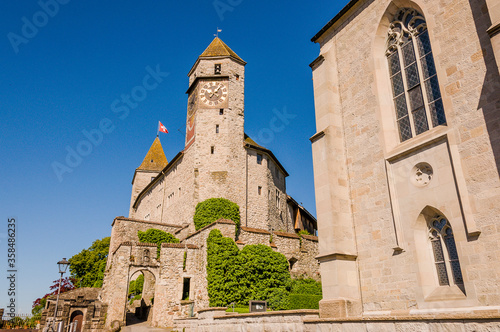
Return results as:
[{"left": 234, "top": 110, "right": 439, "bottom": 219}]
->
[{"left": 310, "top": 0, "right": 500, "bottom": 327}]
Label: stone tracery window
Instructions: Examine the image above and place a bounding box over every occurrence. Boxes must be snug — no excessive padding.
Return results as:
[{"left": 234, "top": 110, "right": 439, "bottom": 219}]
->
[
  {"left": 428, "top": 215, "right": 463, "bottom": 288},
  {"left": 387, "top": 8, "right": 446, "bottom": 142}
]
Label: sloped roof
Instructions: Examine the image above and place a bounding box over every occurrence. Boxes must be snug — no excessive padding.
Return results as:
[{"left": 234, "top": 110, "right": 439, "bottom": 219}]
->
[
  {"left": 199, "top": 37, "right": 245, "bottom": 63},
  {"left": 244, "top": 133, "right": 289, "bottom": 177},
  {"left": 137, "top": 137, "right": 168, "bottom": 171}
]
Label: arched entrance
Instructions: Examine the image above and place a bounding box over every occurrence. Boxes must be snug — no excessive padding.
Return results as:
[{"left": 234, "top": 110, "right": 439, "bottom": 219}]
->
[
  {"left": 126, "top": 269, "right": 156, "bottom": 325},
  {"left": 70, "top": 310, "right": 84, "bottom": 332}
]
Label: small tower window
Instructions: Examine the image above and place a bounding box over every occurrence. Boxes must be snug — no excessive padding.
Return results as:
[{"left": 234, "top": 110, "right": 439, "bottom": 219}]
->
[
  {"left": 258, "top": 186, "right": 262, "bottom": 195},
  {"left": 182, "top": 278, "right": 191, "bottom": 300},
  {"left": 214, "top": 63, "right": 221, "bottom": 75},
  {"left": 257, "top": 154, "right": 262, "bottom": 165},
  {"left": 211, "top": 146, "right": 215, "bottom": 154},
  {"left": 216, "top": 124, "right": 219, "bottom": 133},
  {"left": 235, "top": 74, "right": 240, "bottom": 80},
  {"left": 219, "top": 109, "right": 224, "bottom": 115}
]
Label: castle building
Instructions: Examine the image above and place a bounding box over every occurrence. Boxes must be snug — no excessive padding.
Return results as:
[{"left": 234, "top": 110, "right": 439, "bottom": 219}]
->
[
  {"left": 309, "top": 0, "right": 500, "bottom": 328},
  {"left": 128, "top": 37, "right": 314, "bottom": 235},
  {"left": 38, "top": 37, "right": 319, "bottom": 332}
]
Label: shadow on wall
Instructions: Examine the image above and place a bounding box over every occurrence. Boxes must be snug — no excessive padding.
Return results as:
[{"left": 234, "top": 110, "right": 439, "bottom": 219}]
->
[{"left": 468, "top": 0, "right": 500, "bottom": 177}]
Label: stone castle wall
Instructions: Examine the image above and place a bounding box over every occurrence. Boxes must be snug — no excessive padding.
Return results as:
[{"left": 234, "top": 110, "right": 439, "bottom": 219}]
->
[
  {"left": 108, "top": 217, "right": 183, "bottom": 257},
  {"left": 311, "top": 0, "right": 500, "bottom": 315}
]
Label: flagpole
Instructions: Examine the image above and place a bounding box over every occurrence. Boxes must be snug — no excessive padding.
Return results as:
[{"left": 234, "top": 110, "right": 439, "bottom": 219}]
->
[{"left": 157, "top": 122, "right": 159, "bottom": 137}]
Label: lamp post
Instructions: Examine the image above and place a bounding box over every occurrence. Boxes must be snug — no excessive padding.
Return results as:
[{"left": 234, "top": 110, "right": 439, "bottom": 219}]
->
[{"left": 50, "top": 258, "right": 70, "bottom": 332}]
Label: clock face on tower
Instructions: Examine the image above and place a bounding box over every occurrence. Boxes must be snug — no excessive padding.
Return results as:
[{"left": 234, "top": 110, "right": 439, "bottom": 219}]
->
[{"left": 199, "top": 81, "right": 228, "bottom": 107}]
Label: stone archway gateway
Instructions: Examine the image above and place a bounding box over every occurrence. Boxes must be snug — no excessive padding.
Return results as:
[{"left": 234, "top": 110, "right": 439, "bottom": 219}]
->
[{"left": 126, "top": 268, "right": 157, "bottom": 325}]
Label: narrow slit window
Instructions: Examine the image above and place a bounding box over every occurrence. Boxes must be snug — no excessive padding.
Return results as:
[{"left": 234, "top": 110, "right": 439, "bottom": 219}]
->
[
  {"left": 216, "top": 124, "right": 219, "bottom": 133},
  {"left": 182, "top": 278, "right": 190, "bottom": 300},
  {"left": 211, "top": 146, "right": 215, "bottom": 154}
]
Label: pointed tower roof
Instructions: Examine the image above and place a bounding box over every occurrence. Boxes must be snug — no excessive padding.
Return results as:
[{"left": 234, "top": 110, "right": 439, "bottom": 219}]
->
[
  {"left": 137, "top": 137, "right": 168, "bottom": 171},
  {"left": 199, "top": 37, "right": 245, "bottom": 63}
]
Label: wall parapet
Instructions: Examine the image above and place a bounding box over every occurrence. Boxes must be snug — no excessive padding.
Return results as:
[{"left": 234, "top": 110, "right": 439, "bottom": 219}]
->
[{"left": 184, "top": 218, "right": 236, "bottom": 240}]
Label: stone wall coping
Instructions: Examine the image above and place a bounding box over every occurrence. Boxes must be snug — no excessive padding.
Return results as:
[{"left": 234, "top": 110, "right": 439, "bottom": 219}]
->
[
  {"left": 161, "top": 243, "right": 199, "bottom": 249},
  {"left": 301, "top": 234, "right": 318, "bottom": 241},
  {"left": 197, "top": 307, "right": 228, "bottom": 314},
  {"left": 136, "top": 242, "right": 157, "bottom": 247},
  {"left": 184, "top": 219, "right": 235, "bottom": 240},
  {"left": 240, "top": 226, "right": 270, "bottom": 235},
  {"left": 303, "top": 311, "right": 500, "bottom": 323},
  {"left": 274, "top": 231, "right": 300, "bottom": 239},
  {"left": 112, "top": 216, "right": 183, "bottom": 229},
  {"left": 213, "top": 309, "right": 319, "bottom": 319}
]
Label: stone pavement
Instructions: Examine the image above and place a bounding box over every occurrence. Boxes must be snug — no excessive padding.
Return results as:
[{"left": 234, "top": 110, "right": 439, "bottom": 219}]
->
[{"left": 121, "top": 314, "right": 172, "bottom": 332}]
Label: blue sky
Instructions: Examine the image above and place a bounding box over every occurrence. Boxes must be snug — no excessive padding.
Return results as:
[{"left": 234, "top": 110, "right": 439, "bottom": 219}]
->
[{"left": 0, "top": 0, "right": 349, "bottom": 314}]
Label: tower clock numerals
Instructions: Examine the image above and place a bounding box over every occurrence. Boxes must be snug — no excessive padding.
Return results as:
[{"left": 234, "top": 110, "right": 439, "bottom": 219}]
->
[{"left": 199, "top": 81, "right": 228, "bottom": 107}]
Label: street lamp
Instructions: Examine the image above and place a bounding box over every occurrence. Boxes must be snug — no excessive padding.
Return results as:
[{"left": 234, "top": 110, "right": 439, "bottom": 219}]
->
[{"left": 50, "top": 258, "right": 70, "bottom": 332}]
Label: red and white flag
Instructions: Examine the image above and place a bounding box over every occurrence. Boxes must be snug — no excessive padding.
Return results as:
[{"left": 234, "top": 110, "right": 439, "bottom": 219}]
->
[{"left": 158, "top": 121, "right": 169, "bottom": 134}]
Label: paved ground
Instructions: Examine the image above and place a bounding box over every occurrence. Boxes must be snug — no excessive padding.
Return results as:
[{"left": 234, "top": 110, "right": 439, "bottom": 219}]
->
[{"left": 121, "top": 314, "right": 172, "bottom": 332}]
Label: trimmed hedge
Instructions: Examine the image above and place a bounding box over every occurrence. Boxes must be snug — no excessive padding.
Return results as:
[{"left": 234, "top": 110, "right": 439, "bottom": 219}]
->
[
  {"left": 194, "top": 198, "right": 240, "bottom": 231},
  {"left": 288, "top": 294, "right": 322, "bottom": 310},
  {"left": 138, "top": 228, "right": 179, "bottom": 258},
  {"left": 289, "top": 278, "right": 322, "bottom": 295}
]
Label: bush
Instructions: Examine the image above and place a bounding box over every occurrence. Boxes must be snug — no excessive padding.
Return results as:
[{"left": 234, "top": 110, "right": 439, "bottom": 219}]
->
[
  {"left": 289, "top": 278, "right": 322, "bottom": 295},
  {"left": 206, "top": 229, "right": 290, "bottom": 309},
  {"left": 137, "top": 229, "right": 179, "bottom": 258},
  {"left": 194, "top": 198, "right": 240, "bottom": 231},
  {"left": 288, "top": 294, "right": 322, "bottom": 309}
]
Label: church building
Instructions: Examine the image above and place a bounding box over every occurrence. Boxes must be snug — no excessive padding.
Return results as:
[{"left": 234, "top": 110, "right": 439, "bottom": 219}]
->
[{"left": 310, "top": 0, "right": 500, "bottom": 328}]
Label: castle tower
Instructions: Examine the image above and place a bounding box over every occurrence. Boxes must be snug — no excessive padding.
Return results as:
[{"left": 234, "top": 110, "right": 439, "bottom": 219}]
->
[
  {"left": 184, "top": 37, "right": 248, "bottom": 211},
  {"left": 129, "top": 137, "right": 168, "bottom": 215}
]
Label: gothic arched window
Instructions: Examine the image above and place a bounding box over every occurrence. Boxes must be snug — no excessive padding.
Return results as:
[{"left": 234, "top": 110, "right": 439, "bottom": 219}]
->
[
  {"left": 386, "top": 8, "right": 446, "bottom": 142},
  {"left": 428, "top": 215, "right": 464, "bottom": 288}
]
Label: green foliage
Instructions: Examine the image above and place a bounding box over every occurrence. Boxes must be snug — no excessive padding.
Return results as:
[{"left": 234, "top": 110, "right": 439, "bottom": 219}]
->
[
  {"left": 206, "top": 229, "right": 290, "bottom": 310},
  {"left": 206, "top": 229, "right": 241, "bottom": 306},
  {"left": 129, "top": 294, "right": 141, "bottom": 305},
  {"left": 69, "top": 237, "right": 110, "bottom": 288},
  {"left": 31, "top": 297, "right": 46, "bottom": 320},
  {"left": 289, "top": 278, "right": 322, "bottom": 295},
  {"left": 194, "top": 198, "right": 240, "bottom": 231},
  {"left": 128, "top": 274, "right": 144, "bottom": 296},
  {"left": 135, "top": 274, "right": 144, "bottom": 293},
  {"left": 288, "top": 278, "right": 322, "bottom": 310},
  {"left": 128, "top": 280, "right": 136, "bottom": 295},
  {"left": 288, "top": 294, "right": 322, "bottom": 309},
  {"left": 183, "top": 251, "right": 187, "bottom": 271},
  {"left": 137, "top": 228, "right": 179, "bottom": 258},
  {"left": 298, "top": 229, "right": 311, "bottom": 236}
]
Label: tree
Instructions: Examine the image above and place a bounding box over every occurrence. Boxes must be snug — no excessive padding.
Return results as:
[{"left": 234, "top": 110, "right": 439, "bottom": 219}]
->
[
  {"left": 32, "top": 277, "right": 76, "bottom": 320},
  {"left": 69, "top": 237, "right": 110, "bottom": 288}
]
